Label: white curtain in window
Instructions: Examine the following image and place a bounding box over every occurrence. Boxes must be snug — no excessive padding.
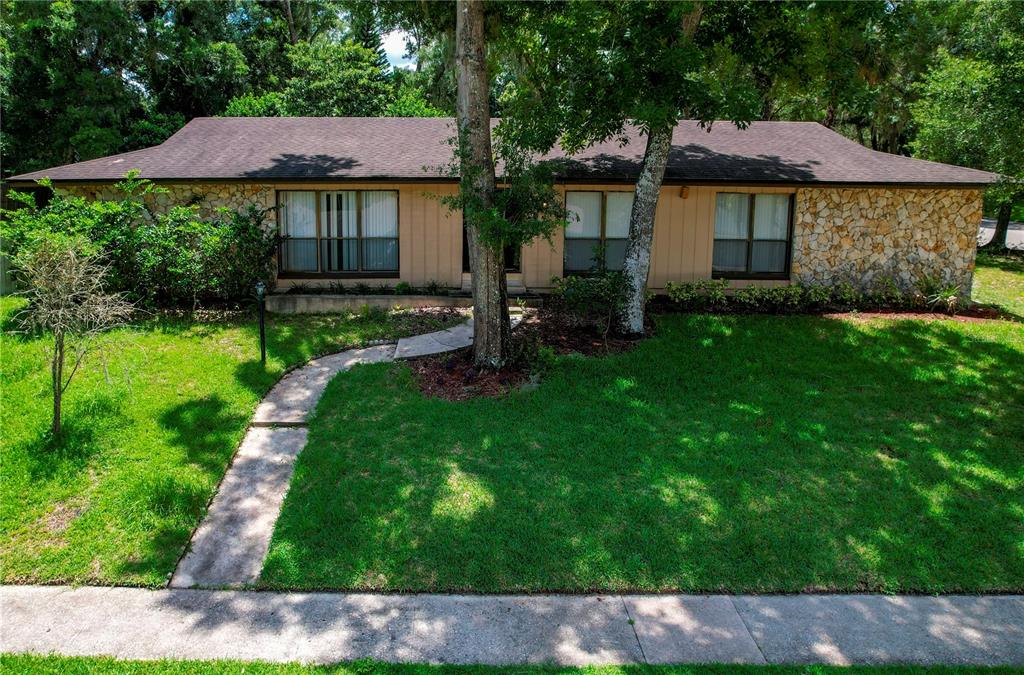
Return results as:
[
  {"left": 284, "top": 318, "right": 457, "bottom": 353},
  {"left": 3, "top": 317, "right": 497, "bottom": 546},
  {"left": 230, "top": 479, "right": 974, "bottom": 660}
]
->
[
  {"left": 714, "top": 193, "right": 749, "bottom": 239},
  {"left": 362, "top": 191, "right": 398, "bottom": 237},
  {"left": 713, "top": 193, "right": 750, "bottom": 272},
  {"left": 279, "top": 191, "right": 317, "bottom": 272},
  {"left": 565, "top": 192, "right": 601, "bottom": 238},
  {"left": 605, "top": 192, "right": 633, "bottom": 238},
  {"left": 323, "top": 191, "right": 357, "bottom": 238},
  {"left": 362, "top": 191, "right": 398, "bottom": 270},
  {"left": 752, "top": 194, "right": 789, "bottom": 240}
]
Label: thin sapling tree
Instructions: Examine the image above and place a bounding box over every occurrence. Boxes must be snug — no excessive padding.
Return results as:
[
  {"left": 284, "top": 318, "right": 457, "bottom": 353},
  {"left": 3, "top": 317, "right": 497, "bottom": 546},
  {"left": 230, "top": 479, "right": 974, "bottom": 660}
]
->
[{"left": 15, "top": 235, "right": 135, "bottom": 436}]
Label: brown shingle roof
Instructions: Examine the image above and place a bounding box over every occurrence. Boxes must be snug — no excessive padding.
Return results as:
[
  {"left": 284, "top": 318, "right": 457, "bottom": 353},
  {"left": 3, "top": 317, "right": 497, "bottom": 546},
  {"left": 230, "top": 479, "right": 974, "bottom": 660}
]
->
[{"left": 8, "top": 117, "right": 998, "bottom": 186}]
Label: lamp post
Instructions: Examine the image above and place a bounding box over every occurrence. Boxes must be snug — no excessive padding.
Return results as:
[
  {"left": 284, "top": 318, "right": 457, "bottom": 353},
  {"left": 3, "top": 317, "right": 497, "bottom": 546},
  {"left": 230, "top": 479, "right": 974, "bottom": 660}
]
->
[{"left": 255, "top": 281, "right": 267, "bottom": 365}]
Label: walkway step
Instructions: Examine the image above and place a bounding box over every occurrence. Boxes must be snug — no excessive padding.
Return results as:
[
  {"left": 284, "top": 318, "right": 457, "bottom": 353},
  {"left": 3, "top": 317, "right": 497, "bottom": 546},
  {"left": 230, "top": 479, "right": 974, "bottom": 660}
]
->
[
  {"left": 170, "top": 427, "right": 307, "bottom": 588},
  {"left": 253, "top": 345, "right": 396, "bottom": 426},
  {"left": 2, "top": 586, "right": 1022, "bottom": 666}
]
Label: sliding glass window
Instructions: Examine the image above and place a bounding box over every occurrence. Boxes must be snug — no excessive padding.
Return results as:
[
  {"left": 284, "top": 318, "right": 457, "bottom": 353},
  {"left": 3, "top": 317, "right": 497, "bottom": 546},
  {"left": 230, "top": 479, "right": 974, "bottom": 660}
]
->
[{"left": 278, "top": 190, "right": 399, "bottom": 276}]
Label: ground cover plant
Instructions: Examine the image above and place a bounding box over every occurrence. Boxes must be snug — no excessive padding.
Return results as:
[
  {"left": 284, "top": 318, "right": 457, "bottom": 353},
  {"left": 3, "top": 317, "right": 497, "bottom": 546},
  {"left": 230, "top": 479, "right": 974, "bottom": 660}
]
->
[
  {"left": 0, "top": 299, "right": 462, "bottom": 586},
  {"left": 3, "top": 655, "right": 1019, "bottom": 674},
  {"left": 263, "top": 313, "right": 1023, "bottom": 593}
]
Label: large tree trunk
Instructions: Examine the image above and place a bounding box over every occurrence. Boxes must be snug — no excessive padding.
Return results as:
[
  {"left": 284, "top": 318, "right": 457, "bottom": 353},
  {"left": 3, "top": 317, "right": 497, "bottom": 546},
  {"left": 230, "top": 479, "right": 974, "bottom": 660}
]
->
[
  {"left": 981, "top": 201, "right": 1012, "bottom": 250},
  {"left": 617, "top": 124, "right": 675, "bottom": 335},
  {"left": 456, "top": 0, "right": 510, "bottom": 368},
  {"left": 616, "top": 3, "right": 702, "bottom": 336}
]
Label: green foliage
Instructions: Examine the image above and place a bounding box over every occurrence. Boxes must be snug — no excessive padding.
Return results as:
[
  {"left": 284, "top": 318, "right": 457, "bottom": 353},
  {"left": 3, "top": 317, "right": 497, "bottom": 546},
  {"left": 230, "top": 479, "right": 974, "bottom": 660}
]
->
[
  {"left": 911, "top": 1, "right": 1024, "bottom": 209},
  {"left": 665, "top": 279, "right": 729, "bottom": 310},
  {"left": 664, "top": 277, "right": 968, "bottom": 315},
  {"left": 440, "top": 135, "right": 568, "bottom": 262},
  {"left": 502, "top": 1, "right": 762, "bottom": 154},
  {"left": 2, "top": 177, "right": 279, "bottom": 307},
  {"left": 549, "top": 272, "right": 629, "bottom": 338},
  {"left": 281, "top": 41, "right": 394, "bottom": 117},
  {"left": 386, "top": 85, "right": 445, "bottom": 117},
  {"left": 394, "top": 282, "right": 413, "bottom": 295},
  {"left": 221, "top": 93, "right": 287, "bottom": 118}
]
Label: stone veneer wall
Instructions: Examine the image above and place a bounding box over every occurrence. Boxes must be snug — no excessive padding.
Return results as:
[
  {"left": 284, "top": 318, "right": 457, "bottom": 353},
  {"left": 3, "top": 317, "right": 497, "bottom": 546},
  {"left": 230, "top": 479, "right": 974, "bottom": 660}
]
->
[
  {"left": 57, "top": 183, "right": 276, "bottom": 226},
  {"left": 791, "top": 187, "right": 983, "bottom": 294}
]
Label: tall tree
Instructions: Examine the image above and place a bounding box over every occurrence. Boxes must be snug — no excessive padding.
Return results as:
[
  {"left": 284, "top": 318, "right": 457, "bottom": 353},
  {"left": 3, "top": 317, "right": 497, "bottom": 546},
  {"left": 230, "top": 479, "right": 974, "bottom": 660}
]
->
[
  {"left": 911, "top": 0, "right": 1023, "bottom": 249},
  {"left": 455, "top": 0, "right": 508, "bottom": 367},
  {"left": 505, "top": 0, "right": 761, "bottom": 334}
]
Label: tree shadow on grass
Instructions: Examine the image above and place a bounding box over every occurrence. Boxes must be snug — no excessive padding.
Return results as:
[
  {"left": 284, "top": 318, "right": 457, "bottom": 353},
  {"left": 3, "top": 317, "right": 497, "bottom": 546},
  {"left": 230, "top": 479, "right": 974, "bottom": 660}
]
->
[
  {"left": 158, "top": 395, "right": 252, "bottom": 474},
  {"left": 259, "top": 314, "right": 1024, "bottom": 593}
]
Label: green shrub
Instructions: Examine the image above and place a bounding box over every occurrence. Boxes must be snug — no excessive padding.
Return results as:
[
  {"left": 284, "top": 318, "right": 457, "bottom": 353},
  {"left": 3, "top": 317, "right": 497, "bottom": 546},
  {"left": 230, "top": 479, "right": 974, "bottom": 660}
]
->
[
  {"left": 2, "top": 177, "right": 279, "bottom": 307},
  {"left": 665, "top": 278, "right": 729, "bottom": 310},
  {"left": 830, "top": 281, "right": 863, "bottom": 309},
  {"left": 800, "top": 283, "right": 832, "bottom": 309},
  {"left": 549, "top": 272, "right": 629, "bottom": 338},
  {"left": 394, "top": 281, "right": 413, "bottom": 295},
  {"left": 866, "top": 276, "right": 905, "bottom": 309}
]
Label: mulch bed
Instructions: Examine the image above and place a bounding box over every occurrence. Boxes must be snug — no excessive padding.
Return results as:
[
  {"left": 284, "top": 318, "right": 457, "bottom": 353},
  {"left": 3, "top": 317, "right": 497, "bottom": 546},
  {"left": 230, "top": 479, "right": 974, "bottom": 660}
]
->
[{"left": 407, "top": 309, "right": 643, "bottom": 401}]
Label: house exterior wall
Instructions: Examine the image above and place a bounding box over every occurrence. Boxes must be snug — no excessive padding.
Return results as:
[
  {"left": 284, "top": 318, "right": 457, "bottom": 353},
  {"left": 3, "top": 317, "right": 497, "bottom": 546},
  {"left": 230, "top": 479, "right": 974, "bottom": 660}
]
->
[
  {"left": 791, "top": 187, "right": 983, "bottom": 293},
  {"left": 57, "top": 182, "right": 983, "bottom": 295}
]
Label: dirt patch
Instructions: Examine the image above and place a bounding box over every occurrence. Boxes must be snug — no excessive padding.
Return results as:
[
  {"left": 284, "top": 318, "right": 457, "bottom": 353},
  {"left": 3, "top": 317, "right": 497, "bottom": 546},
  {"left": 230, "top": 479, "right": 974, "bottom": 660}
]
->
[
  {"left": 824, "top": 305, "right": 1010, "bottom": 323},
  {"left": 36, "top": 497, "right": 88, "bottom": 541},
  {"left": 408, "top": 309, "right": 643, "bottom": 401}
]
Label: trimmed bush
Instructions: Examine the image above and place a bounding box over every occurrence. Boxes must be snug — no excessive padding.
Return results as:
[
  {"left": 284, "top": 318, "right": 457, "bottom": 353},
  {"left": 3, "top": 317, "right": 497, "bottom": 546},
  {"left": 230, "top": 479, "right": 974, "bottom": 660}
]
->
[{"left": 661, "top": 277, "right": 967, "bottom": 315}]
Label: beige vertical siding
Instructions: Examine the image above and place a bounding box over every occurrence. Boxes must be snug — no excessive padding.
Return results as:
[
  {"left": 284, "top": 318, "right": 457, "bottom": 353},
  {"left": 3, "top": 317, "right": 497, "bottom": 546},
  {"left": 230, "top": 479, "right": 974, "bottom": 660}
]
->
[
  {"left": 527, "top": 184, "right": 795, "bottom": 291},
  {"left": 61, "top": 180, "right": 803, "bottom": 291}
]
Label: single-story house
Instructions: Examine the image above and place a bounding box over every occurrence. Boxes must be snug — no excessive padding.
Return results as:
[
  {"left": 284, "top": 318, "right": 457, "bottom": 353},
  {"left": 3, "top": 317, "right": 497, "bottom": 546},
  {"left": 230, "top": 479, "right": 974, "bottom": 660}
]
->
[{"left": 7, "top": 117, "right": 997, "bottom": 295}]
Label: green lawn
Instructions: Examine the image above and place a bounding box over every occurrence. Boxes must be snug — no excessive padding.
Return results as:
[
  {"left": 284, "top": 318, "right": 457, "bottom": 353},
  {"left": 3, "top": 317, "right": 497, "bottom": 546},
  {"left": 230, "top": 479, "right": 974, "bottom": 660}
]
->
[
  {"left": 2, "top": 655, "right": 1017, "bottom": 675},
  {"left": 0, "top": 298, "right": 460, "bottom": 586},
  {"left": 262, "top": 313, "right": 1023, "bottom": 593},
  {"left": 974, "top": 251, "right": 1024, "bottom": 317}
]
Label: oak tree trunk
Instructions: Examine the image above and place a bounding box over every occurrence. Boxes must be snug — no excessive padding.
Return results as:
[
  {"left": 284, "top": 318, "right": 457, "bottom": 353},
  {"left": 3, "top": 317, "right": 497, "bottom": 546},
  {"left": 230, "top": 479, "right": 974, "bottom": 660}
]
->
[
  {"left": 981, "top": 201, "right": 1012, "bottom": 251},
  {"left": 617, "top": 124, "right": 675, "bottom": 335},
  {"left": 455, "top": 0, "right": 510, "bottom": 368},
  {"left": 616, "top": 3, "right": 702, "bottom": 336}
]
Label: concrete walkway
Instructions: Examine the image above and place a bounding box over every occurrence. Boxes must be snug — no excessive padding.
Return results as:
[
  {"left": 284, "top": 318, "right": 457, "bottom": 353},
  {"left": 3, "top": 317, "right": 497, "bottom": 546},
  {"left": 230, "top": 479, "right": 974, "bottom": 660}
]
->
[
  {"left": 2, "top": 586, "right": 1021, "bottom": 666},
  {"left": 172, "top": 320, "right": 478, "bottom": 589}
]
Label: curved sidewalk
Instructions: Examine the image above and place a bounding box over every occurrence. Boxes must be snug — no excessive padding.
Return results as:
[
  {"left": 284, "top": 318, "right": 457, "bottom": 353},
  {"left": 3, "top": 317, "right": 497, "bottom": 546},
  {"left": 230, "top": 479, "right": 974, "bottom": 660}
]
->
[
  {"left": 2, "top": 586, "right": 1022, "bottom": 666},
  {"left": 171, "top": 320, "right": 479, "bottom": 589}
]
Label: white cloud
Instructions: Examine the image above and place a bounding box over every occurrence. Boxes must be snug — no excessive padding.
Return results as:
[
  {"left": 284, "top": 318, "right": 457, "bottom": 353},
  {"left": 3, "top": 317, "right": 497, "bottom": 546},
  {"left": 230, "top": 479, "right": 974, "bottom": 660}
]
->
[{"left": 382, "top": 30, "right": 416, "bottom": 71}]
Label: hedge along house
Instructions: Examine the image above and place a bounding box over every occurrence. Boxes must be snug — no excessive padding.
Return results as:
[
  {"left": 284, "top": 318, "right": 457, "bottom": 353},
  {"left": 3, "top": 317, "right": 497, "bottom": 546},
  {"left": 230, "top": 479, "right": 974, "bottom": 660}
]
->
[{"left": 7, "top": 117, "right": 997, "bottom": 296}]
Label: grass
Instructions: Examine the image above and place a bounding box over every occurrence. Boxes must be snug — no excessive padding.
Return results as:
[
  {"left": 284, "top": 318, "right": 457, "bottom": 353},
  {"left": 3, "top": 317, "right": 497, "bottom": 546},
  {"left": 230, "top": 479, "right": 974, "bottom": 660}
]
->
[
  {"left": 262, "top": 313, "right": 1024, "bottom": 593},
  {"left": 974, "top": 251, "right": 1024, "bottom": 317},
  {"left": 2, "top": 655, "right": 1018, "bottom": 674},
  {"left": 0, "top": 298, "right": 460, "bottom": 586}
]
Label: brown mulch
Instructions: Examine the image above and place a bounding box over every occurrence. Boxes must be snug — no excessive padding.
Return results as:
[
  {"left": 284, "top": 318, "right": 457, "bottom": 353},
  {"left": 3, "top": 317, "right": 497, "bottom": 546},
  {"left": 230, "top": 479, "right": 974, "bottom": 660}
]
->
[
  {"left": 407, "top": 348, "right": 531, "bottom": 402},
  {"left": 407, "top": 309, "right": 645, "bottom": 401}
]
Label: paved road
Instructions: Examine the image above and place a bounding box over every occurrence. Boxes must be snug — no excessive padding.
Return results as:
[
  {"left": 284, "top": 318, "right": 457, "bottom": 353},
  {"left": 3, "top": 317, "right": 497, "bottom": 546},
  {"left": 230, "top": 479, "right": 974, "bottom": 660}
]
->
[
  {"left": 2, "top": 586, "right": 1022, "bottom": 666},
  {"left": 978, "top": 218, "right": 1024, "bottom": 250}
]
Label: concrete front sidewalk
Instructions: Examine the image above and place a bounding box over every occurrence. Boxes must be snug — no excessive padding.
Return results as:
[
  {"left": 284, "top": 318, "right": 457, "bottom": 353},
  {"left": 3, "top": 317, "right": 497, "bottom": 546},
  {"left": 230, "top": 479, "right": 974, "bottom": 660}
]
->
[{"left": 2, "top": 586, "right": 1022, "bottom": 666}]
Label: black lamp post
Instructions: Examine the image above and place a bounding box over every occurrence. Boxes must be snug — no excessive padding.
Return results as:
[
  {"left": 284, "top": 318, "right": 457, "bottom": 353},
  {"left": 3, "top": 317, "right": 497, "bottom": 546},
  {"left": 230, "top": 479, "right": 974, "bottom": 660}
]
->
[{"left": 255, "top": 280, "right": 267, "bottom": 365}]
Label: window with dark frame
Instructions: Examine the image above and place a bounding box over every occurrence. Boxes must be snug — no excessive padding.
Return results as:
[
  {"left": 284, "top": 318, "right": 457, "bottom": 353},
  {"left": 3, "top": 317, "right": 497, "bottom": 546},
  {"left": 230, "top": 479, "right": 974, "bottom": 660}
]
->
[
  {"left": 564, "top": 191, "right": 633, "bottom": 274},
  {"left": 712, "top": 192, "right": 793, "bottom": 279},
  {"left": 461, "top": 222, "right": 521, "bottom": 274},
  {"left": 277, "top": 189, "right": 399, "bottom": 276}
]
